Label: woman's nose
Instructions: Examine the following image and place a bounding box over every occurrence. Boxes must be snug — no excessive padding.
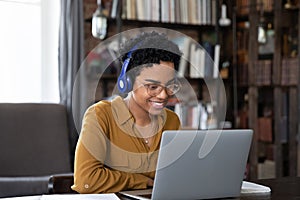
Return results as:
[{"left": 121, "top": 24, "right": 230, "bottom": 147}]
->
[{"left": 156, "top": 87, "right": 169, "bottom": 99}]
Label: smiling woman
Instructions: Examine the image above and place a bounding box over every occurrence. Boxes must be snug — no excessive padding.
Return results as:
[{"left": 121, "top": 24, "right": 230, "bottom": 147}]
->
[
  {"left": 0, "top": 0, "right": 60, "bottom": 103},
  {"left": 71, "top": 31, "right": 183, "bottom": 194}
]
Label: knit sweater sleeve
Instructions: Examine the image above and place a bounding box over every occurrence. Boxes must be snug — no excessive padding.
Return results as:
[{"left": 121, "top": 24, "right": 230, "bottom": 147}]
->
[{"left": 72, "top": 104, "right": 150, "bottom": 194}]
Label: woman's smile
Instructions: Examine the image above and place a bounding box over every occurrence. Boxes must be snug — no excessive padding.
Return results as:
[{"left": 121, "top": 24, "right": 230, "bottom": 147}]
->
[{"left": 148, "top": 99, "right": 168, "bottom": 110}]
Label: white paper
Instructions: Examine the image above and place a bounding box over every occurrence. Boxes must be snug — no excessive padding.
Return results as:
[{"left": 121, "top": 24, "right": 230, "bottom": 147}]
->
[
  {"left": 241, "top": 181, "right": 271, "bottom": 195},
  {"left": 40, "top": 193, "right": 120, "bottom": 200}
]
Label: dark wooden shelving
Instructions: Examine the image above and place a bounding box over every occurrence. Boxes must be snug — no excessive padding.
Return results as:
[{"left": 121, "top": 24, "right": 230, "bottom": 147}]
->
[{"left": 234, "top": 0, "right": 299, "bottom": 179}]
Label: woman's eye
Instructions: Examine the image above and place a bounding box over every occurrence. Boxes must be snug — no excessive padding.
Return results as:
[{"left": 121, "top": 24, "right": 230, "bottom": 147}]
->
[{"left": 148, "top": 84, "right": 159, "bottom": 90}]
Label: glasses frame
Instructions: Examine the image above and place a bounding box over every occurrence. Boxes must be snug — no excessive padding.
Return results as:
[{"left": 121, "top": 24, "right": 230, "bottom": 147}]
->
[{"left": 138, "top": 80, "right": 181, "bottom": 97}]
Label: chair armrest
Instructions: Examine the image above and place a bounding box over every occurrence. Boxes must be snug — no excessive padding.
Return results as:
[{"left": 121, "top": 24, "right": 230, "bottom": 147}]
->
[
  {"left": 0, "top": 176, "right": 49, "bottom": 198},
  {"left": 48, "top": 173, "right": 77, "bottom": 194}
]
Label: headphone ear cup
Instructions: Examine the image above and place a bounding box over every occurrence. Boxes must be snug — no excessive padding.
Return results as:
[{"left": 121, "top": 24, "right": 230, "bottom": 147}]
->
[
  {"left": 118, "top": 58, "right": 130, "bottom": 94},
  {"left": 118, "top": 44, "right": 139, "bottom": 94},
  {"left": 117, "top": 75, "right": 127, "bottom": 94}
]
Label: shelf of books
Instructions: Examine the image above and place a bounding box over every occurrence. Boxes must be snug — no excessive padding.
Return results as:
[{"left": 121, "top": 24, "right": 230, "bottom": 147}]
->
[
  {"left": 82, "top": 0, "right": 233, "bottom": 131},
  {"left": 235, "top": 0, "right": 300, "bottom": 179}
]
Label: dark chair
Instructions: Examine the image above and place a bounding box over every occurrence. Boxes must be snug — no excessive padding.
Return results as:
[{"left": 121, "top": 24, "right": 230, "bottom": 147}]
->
[
  {"left": 0, "top": 103, "right": 73, "bottom": 197},
  {"left": 48, "top": 173, "right": 76, "bottom": 194}
]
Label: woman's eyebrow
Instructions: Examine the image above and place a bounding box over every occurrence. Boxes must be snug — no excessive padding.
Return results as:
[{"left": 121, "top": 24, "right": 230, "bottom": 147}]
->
[
  {"left": 144, "top": 79, "right": 161, "bottom": 84},
  {"left": 144, "top": 78, "right": 176, "bottom": 85}
]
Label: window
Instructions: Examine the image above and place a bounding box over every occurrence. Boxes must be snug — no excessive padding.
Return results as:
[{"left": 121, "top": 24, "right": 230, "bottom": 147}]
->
[{"left": 0, "top": 0, "right": 60, "bottom": 103}]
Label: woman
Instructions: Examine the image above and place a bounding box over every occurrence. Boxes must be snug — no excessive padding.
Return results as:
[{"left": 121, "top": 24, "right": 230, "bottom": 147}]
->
[{"left": 72, "top": 31, "right": 182, "bottom": 193}]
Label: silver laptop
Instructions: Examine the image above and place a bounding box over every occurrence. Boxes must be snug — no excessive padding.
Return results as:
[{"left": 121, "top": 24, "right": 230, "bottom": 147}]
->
[{"left": 120, "top": 129, "right": 253, "bottom": 200}]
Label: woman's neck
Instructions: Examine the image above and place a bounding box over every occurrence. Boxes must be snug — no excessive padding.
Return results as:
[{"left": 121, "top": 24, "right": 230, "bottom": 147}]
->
[{"left": 124, "top": 94, "right": 153, "bottom": 126}]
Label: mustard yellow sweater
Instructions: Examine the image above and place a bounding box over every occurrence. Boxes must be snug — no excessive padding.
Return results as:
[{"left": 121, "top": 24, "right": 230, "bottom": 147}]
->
[{"left": 72, "top": 96, "right": 180, "bottom": 193}]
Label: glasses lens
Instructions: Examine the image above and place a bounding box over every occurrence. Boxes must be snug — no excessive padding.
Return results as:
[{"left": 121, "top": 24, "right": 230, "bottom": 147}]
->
[
  {"left": 166, "top": 83, "right": 181, "bottom": 95},
  {"left": 146, "top": 84, "right": 163, "bottom": 96}
]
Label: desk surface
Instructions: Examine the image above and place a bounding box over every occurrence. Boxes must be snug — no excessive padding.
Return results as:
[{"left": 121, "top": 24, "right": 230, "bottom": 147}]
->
[
  {"left": 3, "top": 177, "right": 300, "bottom": 200},
  {"left": 250, "top": 177, "right": 300, "bottom": 200},
  {"left": 117, "top": 176, "right": 300, "bottom": 200}
]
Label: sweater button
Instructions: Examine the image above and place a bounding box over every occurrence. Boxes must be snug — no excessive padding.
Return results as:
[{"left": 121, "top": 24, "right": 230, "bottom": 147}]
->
[{"left": 84, "top": 184, "right": 89, "bottom": 189}]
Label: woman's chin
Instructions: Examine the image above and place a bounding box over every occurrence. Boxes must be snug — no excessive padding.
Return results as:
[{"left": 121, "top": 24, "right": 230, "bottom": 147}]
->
[{"left": 148, "top": 107, "right": 164, "bottom": 115}]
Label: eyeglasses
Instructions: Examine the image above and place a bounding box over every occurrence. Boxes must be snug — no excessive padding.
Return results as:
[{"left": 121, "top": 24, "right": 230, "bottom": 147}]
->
[{"left": 140, "top": 81, "right": 181, "bottom": 97}]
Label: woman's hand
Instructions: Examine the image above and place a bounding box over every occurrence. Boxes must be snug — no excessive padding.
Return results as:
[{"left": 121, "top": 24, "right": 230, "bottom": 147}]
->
[{"left": 147, "top": 178, "right": 154, "bottom": 187}]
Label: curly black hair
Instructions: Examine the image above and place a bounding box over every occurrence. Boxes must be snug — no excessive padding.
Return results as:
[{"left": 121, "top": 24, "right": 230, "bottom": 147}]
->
[{"left": 119, "top": 31, "right": 182, "bottom": 78}]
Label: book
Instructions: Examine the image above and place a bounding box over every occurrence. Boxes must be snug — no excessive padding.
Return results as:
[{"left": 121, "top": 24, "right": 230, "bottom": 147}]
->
[
  {"left": 255, "top": 60, "right": 272, "bottom": 86},
  {"left": 257, "top": 117, "right": 272, "bottom": 142},
  {"left": 202, "top": 41, "right": 214, "bottom": 77},
  {"left": 213, "top": 44, "right": 220, "bottom": 78},
  {"left": 172, "top": 37, "right": 191, "bottom": 77},
  {"left": 110, "top": 0, "right": 118, "bottom": 18},
  {"left": 281, "top": 58, "right": 298, "bottom": 85},
  {"left": 189, "top": 44, "right": 204, "bottom": 78}
]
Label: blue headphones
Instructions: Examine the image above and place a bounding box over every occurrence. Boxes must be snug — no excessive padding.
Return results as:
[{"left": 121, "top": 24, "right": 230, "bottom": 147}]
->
[{"left": 117, "top": 44, "right": 138, "bottom": 94}]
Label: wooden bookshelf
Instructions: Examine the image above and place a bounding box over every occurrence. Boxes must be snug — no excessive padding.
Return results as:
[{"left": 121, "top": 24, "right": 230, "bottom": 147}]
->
[
  {"left": 85, "top": 0, "right": 299, "bottom": 178},
  {"left": 234, "top": 0, "right": 299, "bottom": 179},
  {"left": 83, "top": 0, "right": 235, "bottom": 129}
]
